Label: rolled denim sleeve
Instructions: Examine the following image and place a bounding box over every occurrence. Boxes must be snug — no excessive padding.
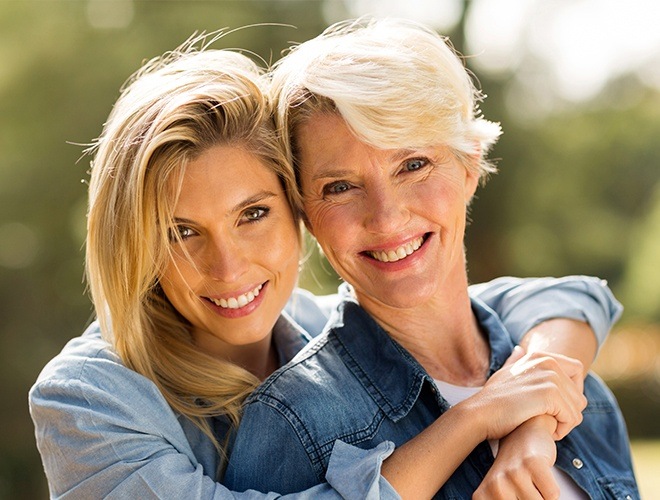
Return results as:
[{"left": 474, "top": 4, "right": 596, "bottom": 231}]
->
[
  {"left": 469, "top": 276, "right": 623, "bottom": 348},
  {"left": 325, "top": 440, "right": 399, "bottom": 499}
]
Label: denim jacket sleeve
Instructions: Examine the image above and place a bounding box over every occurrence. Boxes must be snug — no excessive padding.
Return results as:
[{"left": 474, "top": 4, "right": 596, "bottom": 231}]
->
[
  {"left": 28, "top": 330, "right": 395, "bottom": 500},
  {"left": 469, "top": 275, "right": 622, "bottom": 349},
  {"left": 223, "top": 400, "right": 398, "bottom": 499}
]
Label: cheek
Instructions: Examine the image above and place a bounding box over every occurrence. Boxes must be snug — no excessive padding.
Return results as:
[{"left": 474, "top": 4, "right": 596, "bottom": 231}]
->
[
  {"left": 266, "top": 221, "right": 302, "bottom": 275},
  {"left": 304, "top": 200, "right": 354, "bottom": 250},
  {"left": 159, "top": 262, "right": 194, "bottom": 313},
  {"left": 414, "top": 175, "right": 467, "bottom": 218}
]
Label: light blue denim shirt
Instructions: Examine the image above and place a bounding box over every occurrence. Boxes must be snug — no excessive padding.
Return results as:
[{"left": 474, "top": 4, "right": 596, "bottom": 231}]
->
[
  {"left": 224, "top": 285, "right": 638, "bottom": 499},
  {"left": 30, "top": 277, "right": 621, "bottom": 499}
]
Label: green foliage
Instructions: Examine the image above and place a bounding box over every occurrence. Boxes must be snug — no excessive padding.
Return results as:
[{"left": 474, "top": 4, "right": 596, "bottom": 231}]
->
[
  {"left": 465, "top": 87, "right": 660, "bottom": 306},
  {"left": 1, "top": 2, "right": 658, "bottom": 497}
]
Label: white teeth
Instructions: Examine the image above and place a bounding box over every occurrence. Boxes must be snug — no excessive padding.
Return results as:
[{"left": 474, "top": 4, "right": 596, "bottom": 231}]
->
[
  {"left": 209, "top": 284, "right": 263, "bottom": 309},
  {"left": 369, "top": 236, "right": 424, "bottom": 263}
]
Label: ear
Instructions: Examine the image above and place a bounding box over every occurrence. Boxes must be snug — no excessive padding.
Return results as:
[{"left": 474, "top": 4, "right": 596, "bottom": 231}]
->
[
  {"left": 465, "top": 168, "right": 480, "bottom": 203},
  {"left": 464, "top": 143, "right": 482, "bottom": 203}
]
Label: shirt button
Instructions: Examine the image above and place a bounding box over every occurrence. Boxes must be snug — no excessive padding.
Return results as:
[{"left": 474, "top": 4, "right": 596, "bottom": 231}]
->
[
  {"left": 625, "top": 495, "right": 632, "bottom": 500},
  {"left": 572, "top": 458, "right": 584, "bottom": 469}
]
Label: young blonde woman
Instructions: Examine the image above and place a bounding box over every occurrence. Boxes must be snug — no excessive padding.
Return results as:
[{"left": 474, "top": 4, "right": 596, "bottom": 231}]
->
[{"left": 30, "top": 33, "right": 621, "bottom": 499}]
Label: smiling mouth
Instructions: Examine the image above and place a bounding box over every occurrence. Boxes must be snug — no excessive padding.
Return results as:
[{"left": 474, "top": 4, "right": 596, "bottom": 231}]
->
[
  {"left": 205, "top": 283, "right": 263, "bottom": 309},
  {"left": 365, "top": 235, "right": 426, "bottom": 263}
]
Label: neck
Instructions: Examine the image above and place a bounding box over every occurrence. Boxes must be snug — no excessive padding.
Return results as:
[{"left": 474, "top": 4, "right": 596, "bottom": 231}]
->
[
  {"left": 357, "top": 276, "right": 490, "bottom": 386},
  {"left": 194, "top": 330, "right": 279, "bottom": 381}
]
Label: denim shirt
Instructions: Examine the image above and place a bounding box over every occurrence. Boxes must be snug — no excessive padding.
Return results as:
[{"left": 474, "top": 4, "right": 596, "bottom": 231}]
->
[
  {"left": 224, "top": 286, "right": 638, "bottom": 499},
  {"left": 29, "top": 290, "right": 397, "bottom": 499},
  {"left": 30, "top": 277, "right": 622, "bottom": 499}
]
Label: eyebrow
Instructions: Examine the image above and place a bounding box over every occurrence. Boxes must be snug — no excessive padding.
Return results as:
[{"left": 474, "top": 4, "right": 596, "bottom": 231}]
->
[
  {"left": 309, "top": 149, "right": 419, "bottom": 181},
  {"left": 172, "top": 191, "right": 279, "bottom": 224},
  {"left": 389, "top": 149, "right": 417, "bottom": 162},
  {"left": 310, "top": 168, "right": 354, "bottom": 182},
  {"left": 232, "top": 190, "right": 278, "bottom": 212}
]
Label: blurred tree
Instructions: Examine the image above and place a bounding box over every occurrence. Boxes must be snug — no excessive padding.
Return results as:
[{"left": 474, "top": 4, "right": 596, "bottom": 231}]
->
[
  {"left": 465, "top": 84, "right": 660, "bottom": 300},
  {"left": 621, "top": 184, "right": 660, "bottom": 322},
  {"left": 1, "top": 1, "right": 658, "bottom": 497}
]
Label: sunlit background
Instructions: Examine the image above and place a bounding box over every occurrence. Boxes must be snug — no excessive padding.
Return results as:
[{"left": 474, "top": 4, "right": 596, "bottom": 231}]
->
[{"left": 1, "top": 0, "right": 659, "bottom": 497}]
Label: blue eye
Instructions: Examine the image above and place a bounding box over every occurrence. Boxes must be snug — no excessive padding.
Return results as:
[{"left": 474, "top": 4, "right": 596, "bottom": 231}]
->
[
  {"left": 323, "top": 181, "right": 351, "bottom": 195},
  {"left": 243, "top": 206, "right": 269, "bottom": 222},
  {"left": 404, "top": 158, "right": 428, "bottom": 172}
]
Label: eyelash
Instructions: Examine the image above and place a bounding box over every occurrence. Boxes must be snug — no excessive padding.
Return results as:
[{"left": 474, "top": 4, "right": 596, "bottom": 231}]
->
[
  {"left": 402, "top": 157, "right": 430, "bottom": 172},
  {"left": 168, "top": 225, "right": 196, "bottom": 243},
  {"left": 241, "top": 206, "right": 270, "bottom": 223},
  {"left": 321, "top": 157, "right": 431, "bottom": 196}
]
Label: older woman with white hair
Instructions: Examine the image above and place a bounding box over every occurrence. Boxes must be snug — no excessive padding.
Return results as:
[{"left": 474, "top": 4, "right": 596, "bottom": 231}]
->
[{"left": 224, "top": 18, "right": 639, "bottom": 499}]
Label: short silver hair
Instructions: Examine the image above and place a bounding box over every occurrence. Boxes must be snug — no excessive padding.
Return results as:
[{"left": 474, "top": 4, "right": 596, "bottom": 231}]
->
[{"left": 271, "top": 17, "right": 502, "bottom": 180}]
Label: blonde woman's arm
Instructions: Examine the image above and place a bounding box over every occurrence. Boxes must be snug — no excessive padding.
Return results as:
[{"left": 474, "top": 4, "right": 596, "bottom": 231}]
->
[{"left": 29, "top": 326, "right": 397, "bottom": 500}]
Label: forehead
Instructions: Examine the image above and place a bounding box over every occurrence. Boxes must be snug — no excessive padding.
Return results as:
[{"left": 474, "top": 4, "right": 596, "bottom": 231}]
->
[
  {"left": 173, "top": 145, "right": 281, "bottom": 212},
  {"left": 296, "top": 113, "right": 370, "bottom": 170},
  {"left": 295, "top": 113, "right": 427, "bottom": 178}
]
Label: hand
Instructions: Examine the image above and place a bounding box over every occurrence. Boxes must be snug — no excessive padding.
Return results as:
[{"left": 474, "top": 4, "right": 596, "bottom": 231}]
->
[
  {"left": 460, "top": 346, "right": 587, "bottom": 441},
  {"left": 473, "top": 416, "right": 559, "bottom": 500}
]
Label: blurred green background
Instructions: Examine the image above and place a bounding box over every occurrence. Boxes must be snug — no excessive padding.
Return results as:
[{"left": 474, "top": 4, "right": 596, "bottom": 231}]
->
[{"left": 1, "top": 0, "right": 658, "bottom": 498}]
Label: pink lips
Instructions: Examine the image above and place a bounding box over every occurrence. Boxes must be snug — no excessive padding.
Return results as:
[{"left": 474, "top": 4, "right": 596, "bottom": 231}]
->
[{"left": 361, "top": 233, "right": 431, "bottom": 271}]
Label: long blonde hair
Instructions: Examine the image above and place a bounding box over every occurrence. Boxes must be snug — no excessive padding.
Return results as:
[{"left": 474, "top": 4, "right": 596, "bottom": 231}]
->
[{"left": 85, "top": 34, "right": 300, "bottom": 458}]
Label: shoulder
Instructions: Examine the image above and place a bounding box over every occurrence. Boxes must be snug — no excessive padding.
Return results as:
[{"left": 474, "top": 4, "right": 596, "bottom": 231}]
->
[
  {"left": 32, "top": 322, "right": 120, "bottom": 387},
  {"left": 248, "top": 331, "right": 339, "bottom": 406},
  {"left": 243, "top": 330, "right": 380, "bottom": 446},
  {"left": 285, "top": 287, "right": 340, "bottom": 338},
  {"left": 29, "top": 321, "right": 168, "bottom": 422}
]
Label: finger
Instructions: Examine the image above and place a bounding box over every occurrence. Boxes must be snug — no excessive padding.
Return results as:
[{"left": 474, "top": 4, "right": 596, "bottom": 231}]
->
[
  {"left": 533, "top": 469, "right": 560, "bottom": 500},
  {"left": 503, "top": 345, "right": 526, "bottom": 368}
]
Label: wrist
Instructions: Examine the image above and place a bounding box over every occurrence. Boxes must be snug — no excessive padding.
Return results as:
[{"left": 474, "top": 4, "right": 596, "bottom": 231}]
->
[{"left": 520, "top": 414, "right": 557, "bottom": 436}]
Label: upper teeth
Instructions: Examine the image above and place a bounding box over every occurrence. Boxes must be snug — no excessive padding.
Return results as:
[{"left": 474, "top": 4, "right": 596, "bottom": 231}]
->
[
  {"left": 209, "top": 284, "right": 263, "bottom": 309},
  {"left": 369, "top": 236, "right": 424, "bottom": 263}
]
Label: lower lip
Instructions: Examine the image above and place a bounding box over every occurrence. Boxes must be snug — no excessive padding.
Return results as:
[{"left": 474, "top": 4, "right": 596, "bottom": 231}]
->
[
  {"left": 203, "top": 282, "right": 269, "bottom": 319},
  {"left": 361, "top": 234, "right": 432, "bottom": 272}
]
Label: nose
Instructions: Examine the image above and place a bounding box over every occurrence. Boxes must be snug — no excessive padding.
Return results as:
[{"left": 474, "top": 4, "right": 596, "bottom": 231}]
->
[
  {"left": 363, "top": 183, "right": 410, "bottom": 234},
  {"left": 202, "top": 234, "right": 249, "bottom": 283}
]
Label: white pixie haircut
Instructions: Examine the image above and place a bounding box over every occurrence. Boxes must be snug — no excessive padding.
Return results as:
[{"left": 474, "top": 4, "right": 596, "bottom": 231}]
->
[{"left": 271, "top": 17, "right": 503, "bottom": 179}]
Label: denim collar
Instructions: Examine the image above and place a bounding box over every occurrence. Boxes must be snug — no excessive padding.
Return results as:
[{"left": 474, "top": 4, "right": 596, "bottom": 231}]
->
[
  {"left": 329, "top": 284, "right": 515, "bottom": 421},
  {"left": 273, "top": 311, "right": 314, "bottom": 367}
]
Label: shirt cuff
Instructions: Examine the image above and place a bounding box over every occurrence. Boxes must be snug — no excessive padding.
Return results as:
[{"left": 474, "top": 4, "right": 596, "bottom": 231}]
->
[{"left": 325, "top": 440, "right": 400, "bottom": 500}]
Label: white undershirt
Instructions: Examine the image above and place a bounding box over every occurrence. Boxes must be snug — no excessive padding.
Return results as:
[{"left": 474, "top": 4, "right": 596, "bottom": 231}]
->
[{"left": 433, "top": 379, "right": 587, "bottom": 499}]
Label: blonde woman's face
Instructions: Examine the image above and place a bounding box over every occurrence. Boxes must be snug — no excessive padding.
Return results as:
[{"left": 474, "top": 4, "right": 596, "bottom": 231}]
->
[{"left": 159, "top": 145, "right": 300, "bottom": 359}]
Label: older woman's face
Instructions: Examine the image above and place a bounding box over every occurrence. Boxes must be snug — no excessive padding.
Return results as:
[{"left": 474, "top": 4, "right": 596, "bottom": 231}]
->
[
  {"left": 297, "top": 113, "right": 479, "bottom": 310},
  {"left": 160, "top": 145, "right": 300, "bottom": 357}
]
